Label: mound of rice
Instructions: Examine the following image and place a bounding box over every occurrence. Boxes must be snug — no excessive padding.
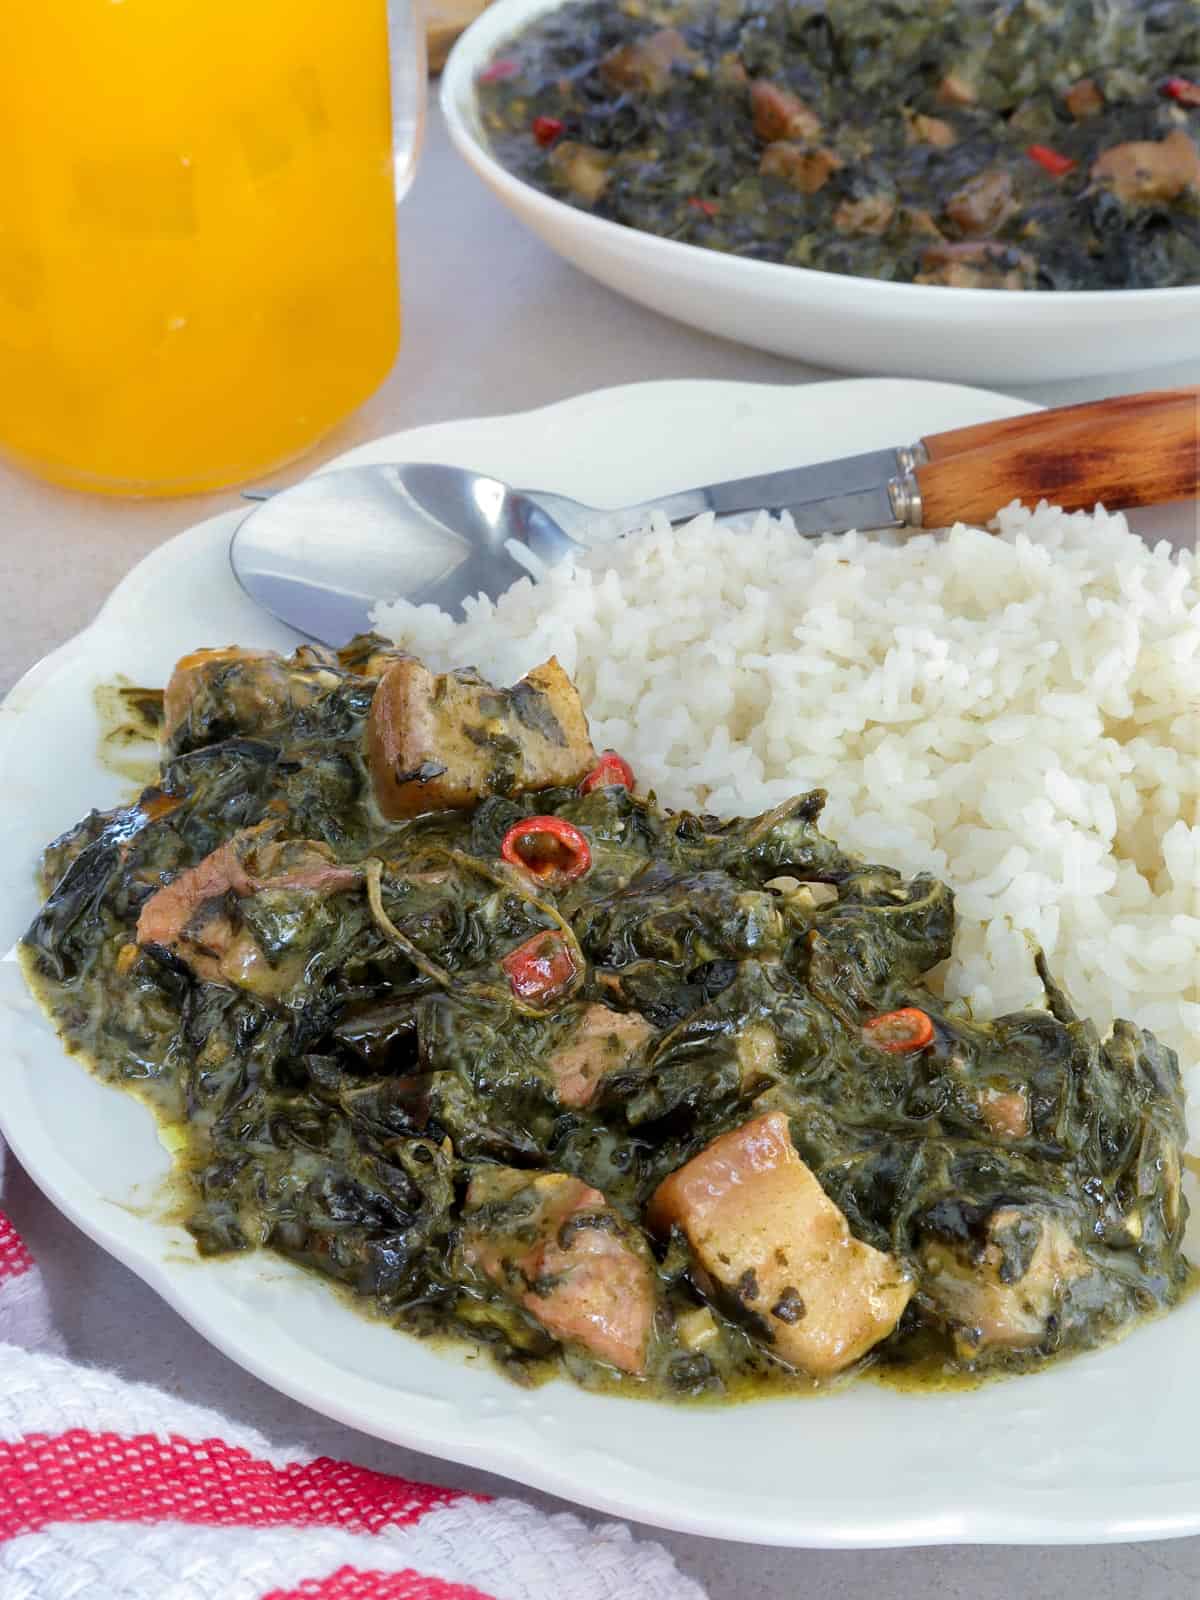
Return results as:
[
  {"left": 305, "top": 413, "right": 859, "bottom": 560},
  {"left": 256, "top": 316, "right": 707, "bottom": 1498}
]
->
[{"left": 374, "top": 503, "right": 1199, "bottom": 1078}]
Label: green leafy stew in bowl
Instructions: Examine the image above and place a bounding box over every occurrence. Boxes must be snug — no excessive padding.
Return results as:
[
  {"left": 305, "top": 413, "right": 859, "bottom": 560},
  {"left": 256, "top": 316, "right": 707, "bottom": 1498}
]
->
[
  {"left": 22, "top": 640, "right": 1189, "bottom": 1398},
  {"left": 475, "top": 0, "right": 1200, "bottom": 290}
]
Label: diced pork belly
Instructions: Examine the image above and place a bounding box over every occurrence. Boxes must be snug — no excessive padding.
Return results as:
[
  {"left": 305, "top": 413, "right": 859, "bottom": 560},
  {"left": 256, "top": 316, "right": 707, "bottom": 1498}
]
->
[
  {"left": 944, "top": 169, "right": 1016, "bottom": 235},
  {"left": 759, "top": 141, "right": 843, "bottom": 194},
  {"left": 367, "top": 655, "right": 596, "bottom": 820},
  {"left": 163, "top": 646, "right": 340, "bottom": 746},
  {"left": 833, "top": 192, "right": 896, "bottom": 235},
  {"left": 921, "top": 1207, "right": 1090, "bottom": 1357},
  {"left": 907, "top": 113, "right": 957, "bottom": 148},
  {"left": 463, "top": 1169, "right": 655, "bottom": 1373},
  {"left": 977, "top": 1084, "right": 1030, "bottom": 1140},
  {"left": 1091, "top": 129, "right": 1200, "bottom": 205},
  {"left": 915, "top": 240, "right": 1037, "bottom": 289},
  {"left": 163, "top": 647, "right": 271, "bottom": 739},
  {"left": 545, "top": 1004, "right": 656, "bottom": 1108},
  {"left": 599, "top": 28, "right": 697, "bottom": 95},
  {"left": 937, "top": 72, "right": 977, "bottom": 106},
  {"left": 548, "top": 140, "right": 612, "bottom": 204},
  {"left": 135, "top": 828, "right": 263, "bottom": 951},
  {"left": 647, "top": 1111, "right": 913, "bottom": 1377},
  {"left": 750, "top": 81, "right": 821, "bottom": 144},
  {"left": 1065, "top": 78, "right": 1103, "bottom": 120},
  {"left": 335, "top": 633, "right": 410, "bottom": 679},
  {"left": 136, "top": 824, "right": 359, "bottom": 995}
]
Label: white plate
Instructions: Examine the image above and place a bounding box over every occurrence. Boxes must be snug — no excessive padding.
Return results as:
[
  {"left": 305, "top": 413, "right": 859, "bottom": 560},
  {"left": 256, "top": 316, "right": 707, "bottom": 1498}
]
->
[
  {"left": 440, "top": 0, "right": 1200, "bottom": 384},
  {"left": 3, "top": 378, "right": 1198, "bottom": 1549}
]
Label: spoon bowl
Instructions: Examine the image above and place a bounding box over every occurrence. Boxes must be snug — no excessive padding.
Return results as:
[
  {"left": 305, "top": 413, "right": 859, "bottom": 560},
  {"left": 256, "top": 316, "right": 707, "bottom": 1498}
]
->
[{"left": 229, "top": 462, "right": 588, "bottom": 644}]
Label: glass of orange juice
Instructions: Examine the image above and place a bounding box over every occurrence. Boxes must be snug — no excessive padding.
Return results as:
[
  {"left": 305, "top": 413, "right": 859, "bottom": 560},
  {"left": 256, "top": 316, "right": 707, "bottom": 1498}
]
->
[{"left": 0, "top": 1, "right": 423, "bottom": 496}]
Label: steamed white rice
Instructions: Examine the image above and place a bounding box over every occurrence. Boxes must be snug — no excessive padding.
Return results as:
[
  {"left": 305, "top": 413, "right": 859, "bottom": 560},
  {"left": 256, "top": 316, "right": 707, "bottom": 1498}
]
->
[{"left": 374, "top": 503, "right": 1199, "bottom": 1077}]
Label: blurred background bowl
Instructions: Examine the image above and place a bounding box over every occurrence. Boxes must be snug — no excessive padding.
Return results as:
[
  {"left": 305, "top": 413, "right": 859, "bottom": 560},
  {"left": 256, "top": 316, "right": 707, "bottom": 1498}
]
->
[{"left": 441, "top": 0, "right": 1200, "bottom": 383}]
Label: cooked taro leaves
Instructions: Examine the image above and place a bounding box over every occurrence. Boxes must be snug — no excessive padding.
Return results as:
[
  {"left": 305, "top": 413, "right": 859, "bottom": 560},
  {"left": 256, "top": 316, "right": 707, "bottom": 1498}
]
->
[
  {"left": 477, "top": 0, "right": 1200, "bottom": 291},
  {"left": 22, "top": 638, "right": 1191, "bottom": 1397}
]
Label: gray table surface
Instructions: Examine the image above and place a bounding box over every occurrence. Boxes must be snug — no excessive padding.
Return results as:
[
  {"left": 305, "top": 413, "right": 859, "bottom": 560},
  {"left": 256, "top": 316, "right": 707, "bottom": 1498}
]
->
[{"left": 3, "top": 102, "right": 1199, "bottom": 1600}]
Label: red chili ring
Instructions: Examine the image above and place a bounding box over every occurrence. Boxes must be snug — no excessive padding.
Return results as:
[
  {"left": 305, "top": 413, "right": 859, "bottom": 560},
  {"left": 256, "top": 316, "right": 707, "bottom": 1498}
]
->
[
  {"left": 579, "top": 751, "right": 634, "bottom": 794},
  {"left": 501, "top": 815, "right": 591, "bottom": 885},
  {"left": 1026, "top": 144, "right": 1076, "bottom": 177},
  {"left": 862, "top": 1007, "right": 935, "bottom": 1054},
  {"left": 532, "top": 115, "right": 565, "bottom": 147},
  {"left": 1164, "top": 76, "right": 1200, "bottom": 107},
  {"left": 502, "top": 930, "right": 579, "bottom": 1004}
]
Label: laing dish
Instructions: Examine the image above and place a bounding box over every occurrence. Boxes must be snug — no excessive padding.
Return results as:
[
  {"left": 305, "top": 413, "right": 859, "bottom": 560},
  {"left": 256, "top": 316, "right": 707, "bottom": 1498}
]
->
[
  {"left": 476, "top": 0, "right": 1200, "bottom": 290},
  {"left": 21, "top": 634, "right": 1190, "bottom": 1397}
]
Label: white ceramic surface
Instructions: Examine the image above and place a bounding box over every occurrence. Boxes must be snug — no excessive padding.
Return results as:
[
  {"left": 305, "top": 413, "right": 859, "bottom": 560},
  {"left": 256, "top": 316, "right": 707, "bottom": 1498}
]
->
[
  {"left": 440, "top": 0, "right": 1200, "bottom": 385},
  {"left": 3, "top": 378, "right": 1198, "bottom": 1549}
]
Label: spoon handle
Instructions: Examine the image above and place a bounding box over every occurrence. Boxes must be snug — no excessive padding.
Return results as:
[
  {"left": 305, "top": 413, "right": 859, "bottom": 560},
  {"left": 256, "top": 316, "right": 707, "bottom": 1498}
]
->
[{"left": 914, "top": 390, "right": 1199, "bottom": 529}]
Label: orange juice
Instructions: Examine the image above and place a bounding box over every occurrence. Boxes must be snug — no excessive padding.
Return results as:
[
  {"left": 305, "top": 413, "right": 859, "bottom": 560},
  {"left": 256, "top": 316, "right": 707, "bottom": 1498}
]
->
[{"left": 0, "top": 1, "right": 401, "bottom": 495}]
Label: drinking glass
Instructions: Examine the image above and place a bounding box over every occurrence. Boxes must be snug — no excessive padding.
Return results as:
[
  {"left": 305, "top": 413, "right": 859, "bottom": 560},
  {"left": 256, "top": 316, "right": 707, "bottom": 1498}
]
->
[{"left": 0, "top": 1, "right": 424, "bottom": 496}]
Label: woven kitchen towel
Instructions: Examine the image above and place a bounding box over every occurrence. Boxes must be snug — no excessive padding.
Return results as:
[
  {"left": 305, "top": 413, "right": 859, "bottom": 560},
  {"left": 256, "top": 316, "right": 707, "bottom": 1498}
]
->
[{"left": 0, "top": 1138, "right": 706, "bottom": 1600}]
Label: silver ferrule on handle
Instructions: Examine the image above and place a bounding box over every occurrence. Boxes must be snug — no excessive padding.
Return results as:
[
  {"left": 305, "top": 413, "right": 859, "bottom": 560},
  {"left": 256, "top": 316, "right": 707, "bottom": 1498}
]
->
[
  {"left": 887, "top": 472, "right": 924, "bottom": 528},
  {"left": 894, "top": 440, "right": 930, "bottom": 475}
]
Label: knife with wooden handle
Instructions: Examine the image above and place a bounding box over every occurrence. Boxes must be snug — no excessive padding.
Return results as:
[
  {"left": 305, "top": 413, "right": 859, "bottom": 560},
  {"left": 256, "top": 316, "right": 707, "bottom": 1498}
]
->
[
  {"left": 559, "top": 386, "right": 1200, "bottom": 541},
  {"left": 905, "top": 388, "right": 1200, "bottom": 529}
]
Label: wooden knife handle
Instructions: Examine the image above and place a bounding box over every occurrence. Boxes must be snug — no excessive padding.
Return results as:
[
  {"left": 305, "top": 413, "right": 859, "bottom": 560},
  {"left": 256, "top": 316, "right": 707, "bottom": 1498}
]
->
[
  {"left": 920, "top": 387, "right": 1200, "bottom": 461},
  {"left": 914, "top": 390, "right": 1199, "bottom": 529}
]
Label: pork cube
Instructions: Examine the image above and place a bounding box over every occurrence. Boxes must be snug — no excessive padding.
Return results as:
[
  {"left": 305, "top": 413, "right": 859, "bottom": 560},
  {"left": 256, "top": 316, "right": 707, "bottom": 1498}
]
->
[
  {"left": 1065, "top": 78, "right": 1103, "bottom": 120},
  {"left": 163, "top": 645, "right": 339, "bottom": 748},
  {"left": 136, "top": 824, "right": 358, "bottom": 996},
  {"left": 163, "top": 647, "right": 271, "bottom": 739},
  {"left": 907, "top": 113, "right": 957, "bottom": 148},
  {"left": 599, "top": 28, "right": 697, "bottom": 95},
  {"left": 937, "top": 72, "right": 977, "bottom": 106},
  {"left": 750, "top": 81, "right": 821, "bottom": 143},
  {"left": 833, "top": 192, "right": 896, "bottom": 235},
  {"left": 463, "top": 1169, "right": 655, "bottom": 1373},
  {"left": 368, "top": 655, "right": 597, "bottom": 820},
  {"left": 916, "top": 240, "right": 1037, "bottom": 290},
  {"left": 548, "top": 140, "right": 612, "bottom": 205},
  {"left": 759, "top": 141, "right": 842, "bottom": 194},
  {"left": 944, "top": 169, "right": 1016, "bottom": 235},
  {"left": 976, "top": 1084, "right": 1030, "bottom": 1140},
  {"left": 647, "top": 1112, "right": 913, "bottom": 1377},
  {"left": 1091, "top": 129, "right": 1200, "bottom": 205},
  {"left": 920, "top": 1206, "right": 1090, "bottom": 1357},
  {"left": 545, "top": 1004, "right": 656, "bottom": 1108}
]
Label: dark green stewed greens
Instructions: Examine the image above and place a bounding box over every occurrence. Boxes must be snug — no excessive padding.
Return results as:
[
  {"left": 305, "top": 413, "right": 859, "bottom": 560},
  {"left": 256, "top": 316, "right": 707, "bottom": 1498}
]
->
[
  {"left": 476, "top": 0, "right": 1200, "bottom": 290},
  {"left": 22, "top": 636, "right": 1190, "bottom": 1398}
]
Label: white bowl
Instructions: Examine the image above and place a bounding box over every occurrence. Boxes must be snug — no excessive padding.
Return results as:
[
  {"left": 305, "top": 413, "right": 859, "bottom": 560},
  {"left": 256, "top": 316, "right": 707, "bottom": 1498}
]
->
[{"left": 440, "top": 0, "right": 1200, "bottom": 383}]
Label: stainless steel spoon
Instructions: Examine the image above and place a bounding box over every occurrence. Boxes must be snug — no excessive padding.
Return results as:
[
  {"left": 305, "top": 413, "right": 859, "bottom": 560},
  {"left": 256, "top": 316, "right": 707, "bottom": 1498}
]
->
[
  {"left": 228, "top": 449, "right": 910, "bottom": 644},
  {"left": 228, "top": 388, "right": 1199, "bottom": 645}
]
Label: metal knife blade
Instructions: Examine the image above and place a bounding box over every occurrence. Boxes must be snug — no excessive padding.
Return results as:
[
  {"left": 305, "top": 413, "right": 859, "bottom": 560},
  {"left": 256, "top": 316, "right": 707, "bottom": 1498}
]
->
[
  {"left": 782, "top": 482, "right": 903, "bottom": 539},
  {"left": 554, "top": 445, "right": 912, "bottom": 545}
]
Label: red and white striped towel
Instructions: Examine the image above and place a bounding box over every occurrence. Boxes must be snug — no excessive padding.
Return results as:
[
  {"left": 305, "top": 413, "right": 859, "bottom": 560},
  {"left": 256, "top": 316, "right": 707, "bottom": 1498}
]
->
[{"left": 0, "top": 1138, "right": 706, "bottom": 1600}]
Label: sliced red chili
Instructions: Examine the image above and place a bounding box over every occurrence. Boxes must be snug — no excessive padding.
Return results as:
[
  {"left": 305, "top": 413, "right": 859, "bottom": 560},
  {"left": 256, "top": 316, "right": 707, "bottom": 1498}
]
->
[
  {"left": 532, "top": 115, "right": 565, "bottom": 147},
  {"left": 579, "top": 750, "right": 634, "bottom": 794},
  {"left": 688, "top": 197, "right": 718, "bottom": 217},
  {"left": 1164, "top": 76, "right": 1200, "bottom": 107},
  {"left": 501, "top": 815, "right": 591, "bottom": 886},
  {"left": 502, "top": 931, "right": 579, "bottom": 1004},
  {"left": 863, "top": 1007, "right": 935, "bottom": 1054},
  {"left": 479, "top": 57, "right": 519, "bottom": 83},
  {"left": 1026, "top": 144, "right": 1076, "bottom": 177}
]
